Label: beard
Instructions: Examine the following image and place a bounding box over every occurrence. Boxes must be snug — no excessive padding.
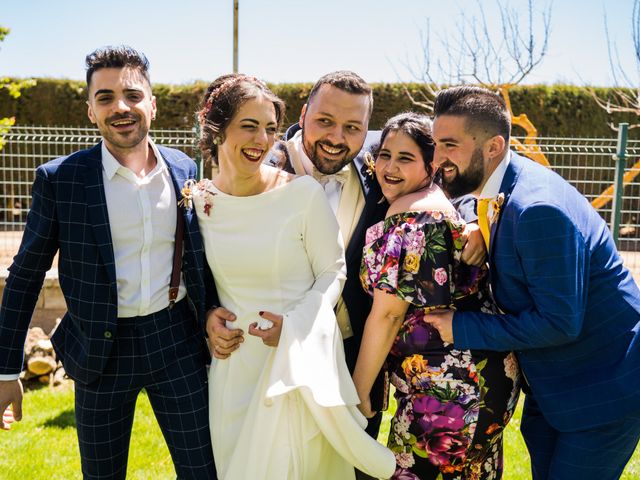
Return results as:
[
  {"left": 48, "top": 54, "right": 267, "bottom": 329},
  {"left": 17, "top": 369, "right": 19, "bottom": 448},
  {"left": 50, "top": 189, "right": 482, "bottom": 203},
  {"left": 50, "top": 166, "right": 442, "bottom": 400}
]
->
[
  {"left": 440, "top": 147, "right": 485, "bottom": 198},
  {"left": 301, "top": 127, "right": 359, "bottom": 175},
  {"left": 100, "top": 113, "right": 149, "bottom": 151}
]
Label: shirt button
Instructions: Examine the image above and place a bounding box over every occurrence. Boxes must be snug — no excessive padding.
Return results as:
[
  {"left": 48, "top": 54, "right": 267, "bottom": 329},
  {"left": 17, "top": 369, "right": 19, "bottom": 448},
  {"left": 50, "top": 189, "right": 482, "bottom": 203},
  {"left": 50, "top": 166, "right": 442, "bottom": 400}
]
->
[{"left": 104, "top": 331, "right": 113, "bottom": 339}]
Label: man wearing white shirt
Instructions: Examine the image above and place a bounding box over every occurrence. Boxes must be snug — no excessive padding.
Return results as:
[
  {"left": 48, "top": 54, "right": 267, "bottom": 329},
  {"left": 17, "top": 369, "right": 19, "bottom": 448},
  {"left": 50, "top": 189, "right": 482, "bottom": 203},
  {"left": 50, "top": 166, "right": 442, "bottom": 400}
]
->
[{"left": 0, "top": 46, "right": 216, "bottom": 479}]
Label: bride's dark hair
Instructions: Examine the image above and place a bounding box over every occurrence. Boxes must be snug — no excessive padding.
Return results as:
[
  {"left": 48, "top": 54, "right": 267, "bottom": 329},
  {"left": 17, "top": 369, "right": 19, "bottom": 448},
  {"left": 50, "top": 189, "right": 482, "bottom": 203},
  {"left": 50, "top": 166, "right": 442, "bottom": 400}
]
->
[{"left": 197, "top": 74, "right": 285, "bottom": 165}]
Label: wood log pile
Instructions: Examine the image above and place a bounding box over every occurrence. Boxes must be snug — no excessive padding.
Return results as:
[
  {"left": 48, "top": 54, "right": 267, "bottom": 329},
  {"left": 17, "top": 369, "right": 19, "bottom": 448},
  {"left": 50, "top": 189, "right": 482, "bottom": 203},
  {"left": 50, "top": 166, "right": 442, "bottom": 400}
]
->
[{"left": 20, "top": 320, "right": 67, "bottom": 387}]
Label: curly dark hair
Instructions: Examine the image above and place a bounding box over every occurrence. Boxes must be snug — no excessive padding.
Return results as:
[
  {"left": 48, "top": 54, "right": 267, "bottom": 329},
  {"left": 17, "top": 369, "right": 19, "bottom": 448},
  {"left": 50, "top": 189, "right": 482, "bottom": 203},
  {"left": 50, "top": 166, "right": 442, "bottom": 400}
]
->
[
  {"left": 376, "top": 112, "right": 436, "bottom": 179},
  {"left": 85, "top": 45, "right": 150, "bottom": 88},
  {"left": 196, "top": 74, "right": 285, "bottom": 165}
]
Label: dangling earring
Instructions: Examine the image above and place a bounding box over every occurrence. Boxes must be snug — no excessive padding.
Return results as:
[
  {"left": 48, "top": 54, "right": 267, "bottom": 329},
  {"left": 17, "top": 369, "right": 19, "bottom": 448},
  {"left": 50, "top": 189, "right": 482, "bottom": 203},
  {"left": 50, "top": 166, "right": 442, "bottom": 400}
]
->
[{"left": 212, "top": 136, "right": 221, "bottom": 145}]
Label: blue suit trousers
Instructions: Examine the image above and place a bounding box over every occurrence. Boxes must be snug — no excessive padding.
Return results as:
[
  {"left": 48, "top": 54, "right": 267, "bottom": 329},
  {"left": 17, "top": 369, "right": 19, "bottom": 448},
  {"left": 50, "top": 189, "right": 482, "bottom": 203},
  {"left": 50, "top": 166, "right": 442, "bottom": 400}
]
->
[{"left": 521, "top": 394, "right": 640, "bottom": 480}]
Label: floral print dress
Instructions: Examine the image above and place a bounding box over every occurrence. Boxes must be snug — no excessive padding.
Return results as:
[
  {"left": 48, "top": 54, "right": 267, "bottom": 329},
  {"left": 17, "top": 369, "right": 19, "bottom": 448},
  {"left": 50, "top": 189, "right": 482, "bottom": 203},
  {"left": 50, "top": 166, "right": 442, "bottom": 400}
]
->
[{"left": 361, "top": 211, "right": 521, "bottom": 480}]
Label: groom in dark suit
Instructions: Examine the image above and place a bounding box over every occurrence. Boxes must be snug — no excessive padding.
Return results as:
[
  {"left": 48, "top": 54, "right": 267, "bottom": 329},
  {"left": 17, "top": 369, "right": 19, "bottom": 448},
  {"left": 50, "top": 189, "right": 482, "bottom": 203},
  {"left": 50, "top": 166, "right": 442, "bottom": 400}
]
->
[
  {"left": 427, "top": 85, "right": 640, "bottom": 479},
  {"left": 0, "top": 46, "right": 216, "bottom": 479}
]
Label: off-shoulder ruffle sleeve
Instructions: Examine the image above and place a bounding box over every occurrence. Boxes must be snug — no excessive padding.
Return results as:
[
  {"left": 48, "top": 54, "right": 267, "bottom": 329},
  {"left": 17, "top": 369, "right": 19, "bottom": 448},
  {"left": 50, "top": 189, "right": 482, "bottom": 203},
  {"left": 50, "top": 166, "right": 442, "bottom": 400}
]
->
[{"left": 361, "top": 211, "right": 477, "bottom": 309}]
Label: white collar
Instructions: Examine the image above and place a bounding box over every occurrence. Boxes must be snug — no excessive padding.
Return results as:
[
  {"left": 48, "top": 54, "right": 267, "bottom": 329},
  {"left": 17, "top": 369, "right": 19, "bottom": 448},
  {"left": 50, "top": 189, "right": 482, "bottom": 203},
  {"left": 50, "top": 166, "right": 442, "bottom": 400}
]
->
[
  {"left": 479, "top": 150, "right": 510, "bottom": 198},
  {"left": 291, "top": 130, "right": 314, "bottom": 176},
  {"left": 101, "top": 139, "right": 166, "bottom": 181}
]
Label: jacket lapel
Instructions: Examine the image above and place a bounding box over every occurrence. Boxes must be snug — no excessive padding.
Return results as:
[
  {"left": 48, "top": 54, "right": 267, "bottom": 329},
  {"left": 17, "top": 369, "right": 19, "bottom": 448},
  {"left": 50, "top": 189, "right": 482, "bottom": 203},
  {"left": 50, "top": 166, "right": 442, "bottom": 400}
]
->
[
  {"left": 488, "top": 153, "right": 521, "bottom": 259},
  {"left": 161, "top": 147, "right": 196, "bottom": 237},
  {"left": 84, "top": 143, "right": 117, "bottom": 284}
]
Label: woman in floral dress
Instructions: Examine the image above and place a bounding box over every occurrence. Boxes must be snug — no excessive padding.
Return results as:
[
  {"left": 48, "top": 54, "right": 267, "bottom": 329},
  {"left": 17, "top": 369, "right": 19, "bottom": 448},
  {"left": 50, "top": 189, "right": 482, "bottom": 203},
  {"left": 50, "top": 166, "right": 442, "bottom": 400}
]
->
[{"left": 352, "top": 112, "right": 521, "bottom": 480}]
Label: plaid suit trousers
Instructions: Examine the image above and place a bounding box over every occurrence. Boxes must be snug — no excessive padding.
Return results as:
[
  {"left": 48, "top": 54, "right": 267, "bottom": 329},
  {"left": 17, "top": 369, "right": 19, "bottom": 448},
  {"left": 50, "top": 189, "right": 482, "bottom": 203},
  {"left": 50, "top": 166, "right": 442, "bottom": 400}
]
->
[{"left": 74, "top": 300, "right": 217, "bottom": 480}]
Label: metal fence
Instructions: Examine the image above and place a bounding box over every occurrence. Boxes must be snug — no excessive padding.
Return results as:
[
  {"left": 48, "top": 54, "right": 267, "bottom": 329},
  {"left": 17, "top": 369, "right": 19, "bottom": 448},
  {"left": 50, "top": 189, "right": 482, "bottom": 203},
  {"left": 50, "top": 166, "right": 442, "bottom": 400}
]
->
[
  {"left": 517, "top": 136, "right": 640, "bottom": 252},
  {"left": 0, "top": 126, "right": 638, "bottom": 278}
]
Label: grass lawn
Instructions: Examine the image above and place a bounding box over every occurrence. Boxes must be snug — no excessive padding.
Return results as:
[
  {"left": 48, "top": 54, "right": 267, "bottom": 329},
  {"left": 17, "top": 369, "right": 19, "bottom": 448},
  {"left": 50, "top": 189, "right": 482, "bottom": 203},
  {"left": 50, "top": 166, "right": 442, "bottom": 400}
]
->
[{"left": 1, "top": 384, "right": 639, "bottom": 479}]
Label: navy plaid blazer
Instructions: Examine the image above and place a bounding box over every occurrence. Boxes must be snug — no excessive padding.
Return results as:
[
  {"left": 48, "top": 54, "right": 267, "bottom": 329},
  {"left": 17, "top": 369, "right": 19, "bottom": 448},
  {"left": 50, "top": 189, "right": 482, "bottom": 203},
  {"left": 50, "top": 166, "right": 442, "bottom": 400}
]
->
[{"left": 0, "top": 142, "right": 211, "bottom": 385}]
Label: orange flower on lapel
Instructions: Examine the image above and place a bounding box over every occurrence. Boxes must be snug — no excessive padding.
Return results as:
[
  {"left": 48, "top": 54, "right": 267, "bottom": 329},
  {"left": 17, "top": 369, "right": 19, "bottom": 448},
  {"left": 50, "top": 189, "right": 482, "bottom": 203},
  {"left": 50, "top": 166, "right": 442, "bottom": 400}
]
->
[
  {"left": 489, "top": 193, "right": 505, "bottom": 225},
  {"left": 178, "top": 179, "right": 197, "bottom": 210},
  {"left": 363, "top": 151, "right": 375, "bottom": 178}
]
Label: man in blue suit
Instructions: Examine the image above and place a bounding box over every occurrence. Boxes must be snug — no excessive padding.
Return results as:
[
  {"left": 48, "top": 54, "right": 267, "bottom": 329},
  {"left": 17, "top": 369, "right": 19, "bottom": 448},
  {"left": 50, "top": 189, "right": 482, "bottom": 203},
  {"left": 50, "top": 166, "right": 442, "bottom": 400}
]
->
[
  {"left": 427, "top": 85, "right": 640, "bottom": 479},
  {"left": 0, "top": 46, "right": 216, "bottom": 479}
]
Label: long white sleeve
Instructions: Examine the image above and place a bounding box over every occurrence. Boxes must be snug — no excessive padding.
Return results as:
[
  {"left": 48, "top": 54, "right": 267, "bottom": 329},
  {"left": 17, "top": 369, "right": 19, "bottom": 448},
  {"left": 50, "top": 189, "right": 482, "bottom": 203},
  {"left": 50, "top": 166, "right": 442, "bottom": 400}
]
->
[{"left": 265, "top": 182, "right": 357, "bottom": 407}]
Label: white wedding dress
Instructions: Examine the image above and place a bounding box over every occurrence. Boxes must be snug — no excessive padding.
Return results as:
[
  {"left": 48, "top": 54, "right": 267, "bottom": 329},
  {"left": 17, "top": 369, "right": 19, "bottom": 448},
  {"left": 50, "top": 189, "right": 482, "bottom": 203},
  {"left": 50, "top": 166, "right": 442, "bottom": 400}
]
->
[{"left": 193, "top": 175, "right": 395, "bottom": 480}]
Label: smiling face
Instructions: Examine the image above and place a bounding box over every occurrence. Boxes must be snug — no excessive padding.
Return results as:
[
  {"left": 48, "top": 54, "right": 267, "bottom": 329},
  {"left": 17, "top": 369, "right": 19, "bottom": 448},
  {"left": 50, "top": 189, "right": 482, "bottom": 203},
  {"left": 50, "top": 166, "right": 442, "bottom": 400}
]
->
[
  {"left": 375, "top": 130, "right": 431, "bottom": 204},
  {"left": 300, "top": 84, "right": 370, "bottom": 174},
  {"left": 432, "top": 114, "right": 488, "bottom": 197},
  {"left": 217, "top": 94, "right": 277, "bottom": 175},
  {"left": 87, "top": 67, "right": 156, "bottom": 154}
]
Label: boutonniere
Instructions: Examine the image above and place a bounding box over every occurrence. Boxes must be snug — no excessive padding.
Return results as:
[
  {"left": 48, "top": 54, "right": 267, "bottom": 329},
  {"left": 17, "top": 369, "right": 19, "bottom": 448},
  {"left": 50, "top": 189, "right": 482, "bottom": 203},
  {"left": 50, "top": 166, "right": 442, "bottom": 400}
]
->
[
  {"left": 489, "top": 193, "right": 505, "bottom": 224},
  {"left": 178, "top": 179, "right": 196, "bottom": 210},
  {"left": 178, "top": 179, "right": 217, "bottom": 216},
  {"left": 363, "top": 151, "right": 375, "bottom": 178}
]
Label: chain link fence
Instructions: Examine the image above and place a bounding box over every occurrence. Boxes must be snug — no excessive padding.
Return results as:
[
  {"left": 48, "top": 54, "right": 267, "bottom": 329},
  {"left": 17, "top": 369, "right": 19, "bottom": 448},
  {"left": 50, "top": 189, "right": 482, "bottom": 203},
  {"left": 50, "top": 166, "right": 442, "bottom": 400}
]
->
[
  {"left": 0, "top": 126, "right": 198, "bottom": 266},
  {"left": 0, "top": 127, "right": 638, "bottom": 279}
]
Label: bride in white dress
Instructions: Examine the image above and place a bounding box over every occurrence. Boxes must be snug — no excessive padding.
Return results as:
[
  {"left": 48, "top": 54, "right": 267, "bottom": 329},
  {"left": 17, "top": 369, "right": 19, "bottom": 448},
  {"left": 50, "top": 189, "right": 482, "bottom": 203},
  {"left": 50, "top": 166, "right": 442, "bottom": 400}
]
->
[{"left": 189, "top": 74, "right": 395, "bottom": 479}]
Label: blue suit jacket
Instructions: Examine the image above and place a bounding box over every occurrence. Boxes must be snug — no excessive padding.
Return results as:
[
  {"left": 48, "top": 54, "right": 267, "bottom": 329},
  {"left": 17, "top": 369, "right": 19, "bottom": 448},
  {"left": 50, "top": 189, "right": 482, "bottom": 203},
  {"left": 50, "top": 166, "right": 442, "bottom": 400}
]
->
[
  {"left": 0, "top": 143, "right": 210, "bottom": 385},
  {"left": 453, "top": 152, "right": 640, "bottom": 431}
]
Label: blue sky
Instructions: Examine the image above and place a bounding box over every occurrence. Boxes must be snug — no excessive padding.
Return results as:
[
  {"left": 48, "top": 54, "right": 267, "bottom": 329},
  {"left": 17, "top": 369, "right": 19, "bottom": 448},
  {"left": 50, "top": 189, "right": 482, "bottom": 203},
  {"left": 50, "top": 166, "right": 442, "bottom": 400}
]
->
[{"left": 1, "top": 0, "right": 636, "bottom": 86}]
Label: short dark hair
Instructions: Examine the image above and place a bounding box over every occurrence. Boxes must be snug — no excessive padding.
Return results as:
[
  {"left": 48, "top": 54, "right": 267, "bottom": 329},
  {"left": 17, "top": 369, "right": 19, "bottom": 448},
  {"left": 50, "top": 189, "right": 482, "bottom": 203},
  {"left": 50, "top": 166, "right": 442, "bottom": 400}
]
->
[
  {"left": 85, "top": 45, "right": 150, "bottom": 87},
  {"left": 307, "top": 70, "right": 373, "bottom": 117},
  {"left": 433, "top": 86, "right": 511, "bottom": 142},
  {"left": 197, "top": 73, "right": 286, "bottom": 165},
  {"left": 376, "top": 112, "right": 435, "bottom": 178}
]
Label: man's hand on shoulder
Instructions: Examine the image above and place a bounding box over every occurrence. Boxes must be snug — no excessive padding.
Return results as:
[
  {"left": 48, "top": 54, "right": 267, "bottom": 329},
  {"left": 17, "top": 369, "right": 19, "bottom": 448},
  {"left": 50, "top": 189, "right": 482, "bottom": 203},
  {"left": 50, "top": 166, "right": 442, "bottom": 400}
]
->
[
  {"left": 206, "top": 307, "right": 243, "bottom": 359},
  {"left": 0, "top": 379, "right": 23, "bottom": 430}
]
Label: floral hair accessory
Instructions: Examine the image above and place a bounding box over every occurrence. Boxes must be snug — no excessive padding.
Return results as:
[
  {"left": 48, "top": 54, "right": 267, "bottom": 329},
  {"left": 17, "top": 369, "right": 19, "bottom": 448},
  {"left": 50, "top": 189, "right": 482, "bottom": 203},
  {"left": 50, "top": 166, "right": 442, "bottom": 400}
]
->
[
  {"left": 363, "top": 151, "right": 375, "bottom": 178},
  {"left": 178, "top": 179, "right": 197, "bottom": 210},
  {"left": 197, "top": 74, "right": 265, "bottom": 126},
  {"left": 490, "top": 192, "right": 505, "bottom": 224}
]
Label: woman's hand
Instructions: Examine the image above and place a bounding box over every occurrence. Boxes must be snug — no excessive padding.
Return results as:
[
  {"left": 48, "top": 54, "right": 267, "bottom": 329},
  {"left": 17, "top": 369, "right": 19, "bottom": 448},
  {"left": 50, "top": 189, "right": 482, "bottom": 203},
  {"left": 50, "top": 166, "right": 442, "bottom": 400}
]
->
[
  {"left": 461, "top": 222, "right": 487, "bottom": 266},
  {"left": 357, "top": 395, "right": 377, "bottom": 419},
  {"left": 248, "top": 311, "right": 283, "bottom": 347}
]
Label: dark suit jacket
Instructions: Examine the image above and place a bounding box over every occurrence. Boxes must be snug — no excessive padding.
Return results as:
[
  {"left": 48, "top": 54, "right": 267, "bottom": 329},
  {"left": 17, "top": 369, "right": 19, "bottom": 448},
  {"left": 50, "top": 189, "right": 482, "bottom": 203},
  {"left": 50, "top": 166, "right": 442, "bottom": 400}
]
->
[
  {"left": 453, "top": 152, "right": 640, "bottom": 431},
  {"left": 0, "top": 143, "right": 211, "bottom": 385}
]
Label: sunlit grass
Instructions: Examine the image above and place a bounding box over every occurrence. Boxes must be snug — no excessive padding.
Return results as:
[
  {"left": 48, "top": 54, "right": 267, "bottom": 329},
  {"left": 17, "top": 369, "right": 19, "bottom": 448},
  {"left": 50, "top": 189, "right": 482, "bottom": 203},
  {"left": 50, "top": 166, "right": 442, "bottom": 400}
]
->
[
  {"left": 0, "top": 384, "right": 174, "bottom": 479},
  {"left": 1, "top": 385, "right": 638, "bottom": 479}
]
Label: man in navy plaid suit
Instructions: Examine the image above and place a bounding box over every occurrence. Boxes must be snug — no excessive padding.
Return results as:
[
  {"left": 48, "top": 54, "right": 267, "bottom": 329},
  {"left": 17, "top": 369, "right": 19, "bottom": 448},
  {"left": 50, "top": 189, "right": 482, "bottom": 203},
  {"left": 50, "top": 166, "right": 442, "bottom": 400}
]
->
[{"left": 0, "top": 46, "right": 217, "bottom": 479}]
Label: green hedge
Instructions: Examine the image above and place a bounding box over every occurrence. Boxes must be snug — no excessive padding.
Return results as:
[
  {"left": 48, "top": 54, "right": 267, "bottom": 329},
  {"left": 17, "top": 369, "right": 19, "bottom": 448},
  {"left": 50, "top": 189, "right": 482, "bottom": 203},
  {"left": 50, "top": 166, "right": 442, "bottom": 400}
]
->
[{"left": 1, "top": 79, "right": 637, "bottom": 138}]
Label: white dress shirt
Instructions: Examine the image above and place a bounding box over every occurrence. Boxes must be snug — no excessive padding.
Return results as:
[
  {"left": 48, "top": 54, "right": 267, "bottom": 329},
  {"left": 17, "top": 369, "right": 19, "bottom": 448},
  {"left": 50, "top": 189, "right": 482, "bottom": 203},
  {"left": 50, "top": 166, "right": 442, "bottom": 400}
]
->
[
  {"left": 101, "top": 141, "right": 186, "bottom": 318},
  {"left": 0, "top": 141, "right": 188, "bottom": 381}
]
